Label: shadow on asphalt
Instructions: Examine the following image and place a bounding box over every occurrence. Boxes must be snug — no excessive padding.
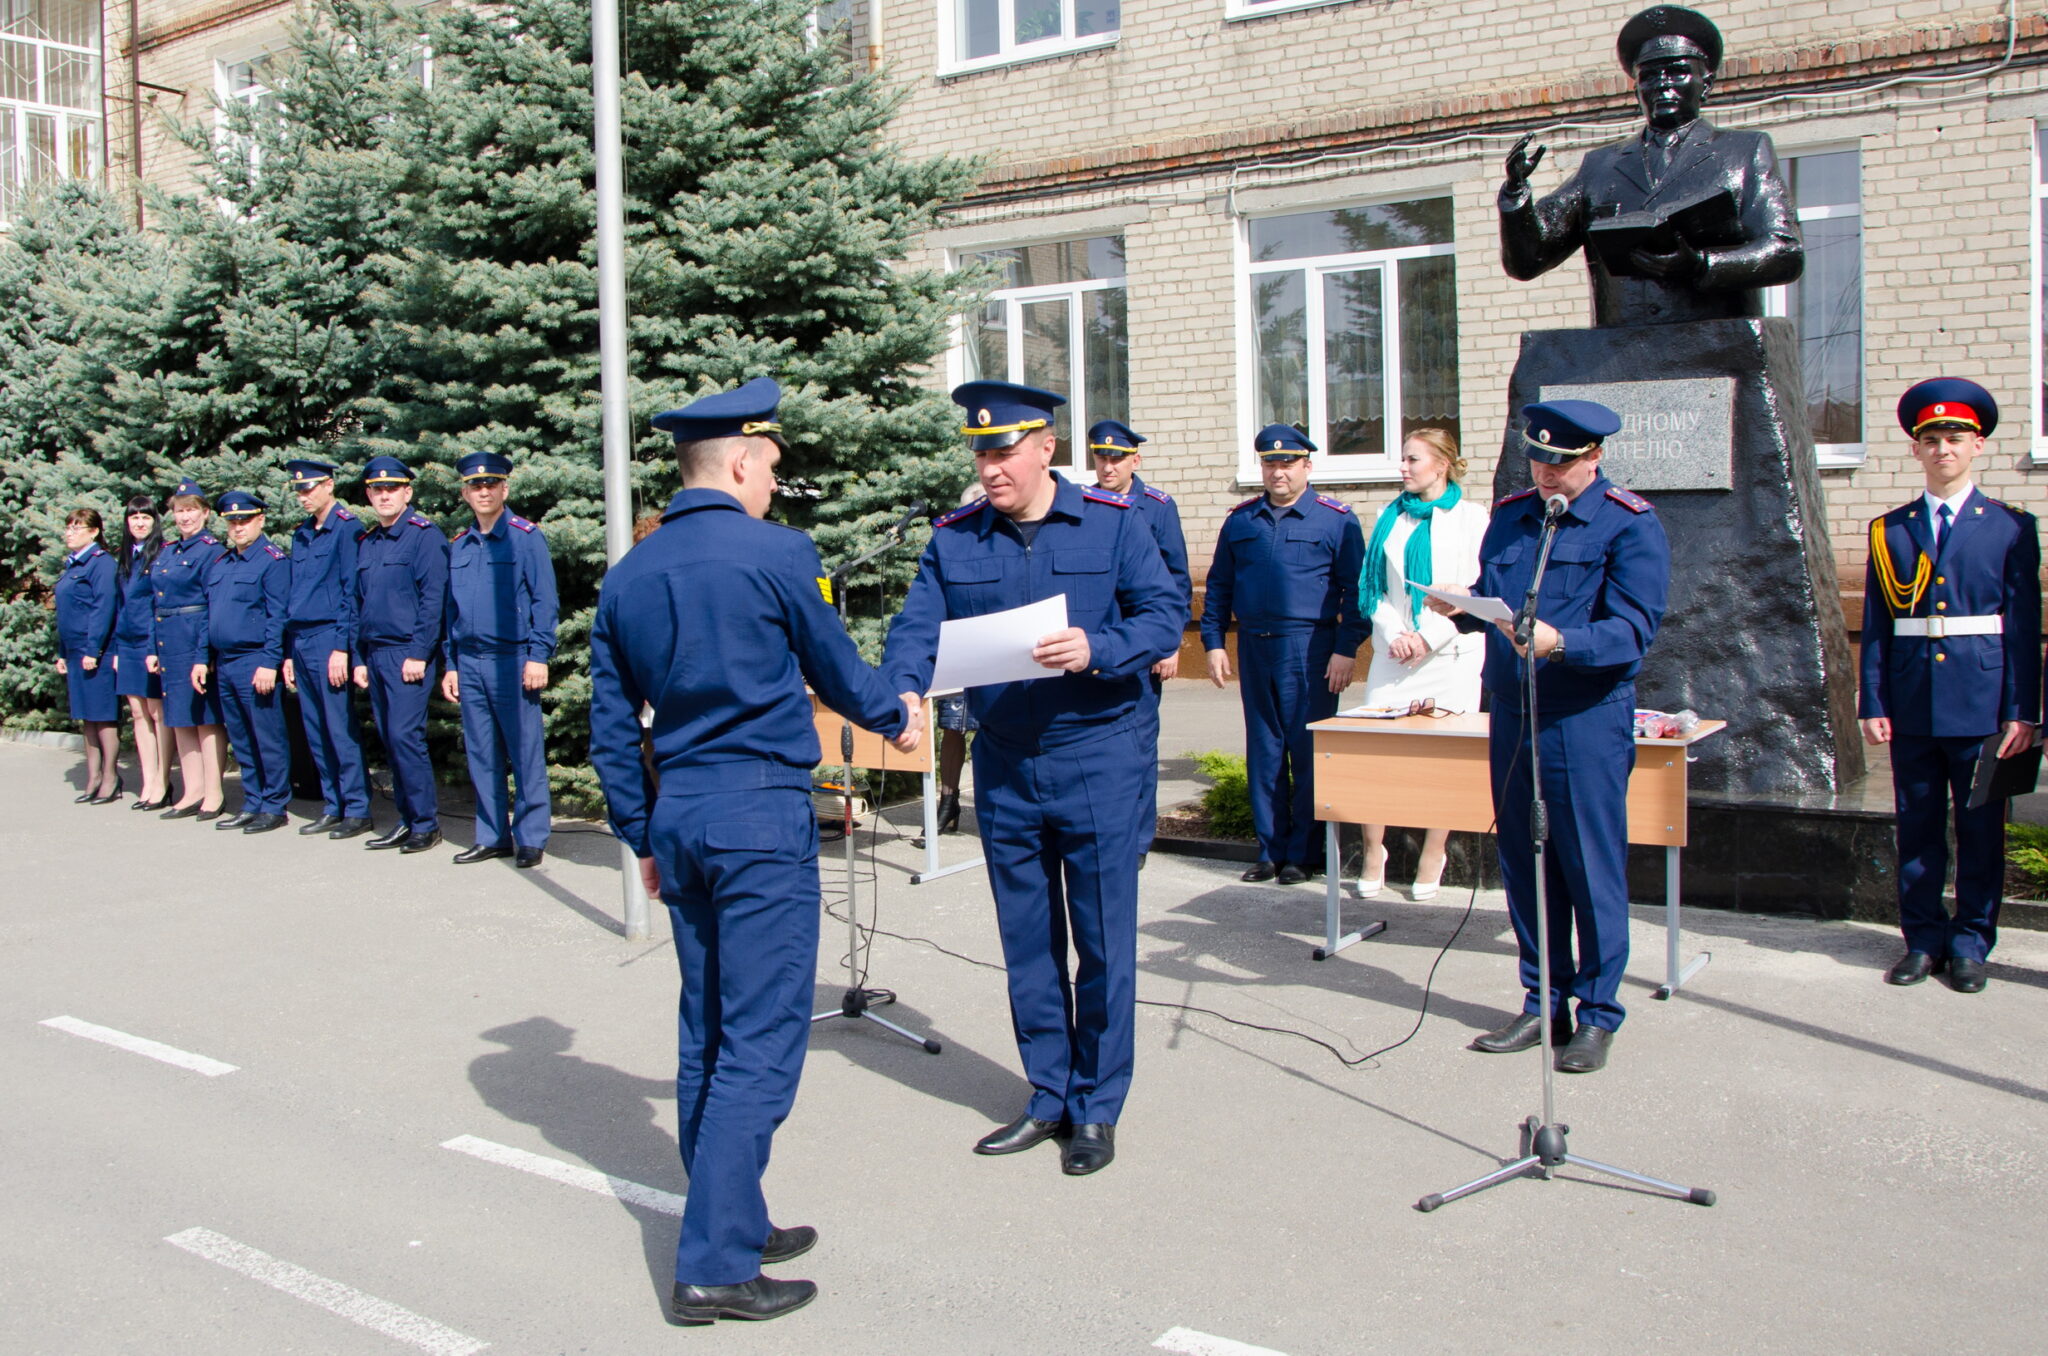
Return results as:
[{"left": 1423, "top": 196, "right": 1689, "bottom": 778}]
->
[{"left": 808, "top": 997, "right": 1030, "bottom": 1127}]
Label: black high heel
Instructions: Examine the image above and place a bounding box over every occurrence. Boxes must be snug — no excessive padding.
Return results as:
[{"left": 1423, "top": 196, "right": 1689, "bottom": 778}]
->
[
  {"left": 90, "top": 776, "right": 126, "bottom": 805},
  {"left": 132, "top": 793, "right": 173, "bottom": 811},
  {"left": 161, "top": 803, "right": 202, "bottom": 820},
  {"left": 73, "top": 789, "right": 97, "bottom": 804}
]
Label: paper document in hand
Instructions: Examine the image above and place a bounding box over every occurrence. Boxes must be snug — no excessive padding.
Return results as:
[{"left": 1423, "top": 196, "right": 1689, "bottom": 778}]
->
[
  {"left": 931, "top": 593, "right": 1069, "bottom": 691},
  {"left": 1415, "top": 582, "right": 1515, "bottom": 627}
]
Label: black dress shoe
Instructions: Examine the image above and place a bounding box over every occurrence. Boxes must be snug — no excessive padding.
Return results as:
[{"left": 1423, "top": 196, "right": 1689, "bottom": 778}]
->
[
  {"left": 160, "top": 803, "right": 202, "bottom": 820},
  {"left": 90, "top": 782, "right": 126, "bottom": 804},
  {"left": 452, "top": 843, "right": 512, "bottom": 864},
  {"left": 215, "top": 811, "right": 254, "bottom": 830},
  {"left": 1469, "top": 1012, "right": 1574, "bottom": 1054},
  {"left": 1885, "top": 951, "right": 1941, "bottom": 986},
  {"left": 132, "top": 795, "right": 174, "bottom": 811},
  {"left": 193, "top": 806, "right": 225, "bottom": 822},
  {"left": 974, "top": 1112, "right": 1065, "bottom": 1155},
  {"left": 1241, "top": 860, "right": 1278, "bottom": 883},
  {"left": 1556, "top": 1025, "right": 1614, "bottom": 1073},
  {"left": 671, "top": 1275, "right": 816, "bottom": 1325},
  {"left": 365, "top": 824, "right": 412, "bottom": 850},
  {"left": 400, "top": 829, "right": 442, "bottom": 854},
  {"left": 73, "top": 788, "right": 98, "bottom": 804},
  {"left": 1276, "top": 863, "right": 1308, "bottom": 885},
  {"left": 329, "top": 817, "right": 374, "bottom": 840},
  {"left": 299, "top": 815, "right": 342, "bottom": 836},
  {"left": 762, "top": 1225, "right": 816, "bottom": 1265},
  {"left": 1062, "top": 1123, "right": 1115, "bottom": 1176},
  {"left": 242, "top": 813, "right": 288, "bottom": 834},
  {"left": 937, "top": 791, "right": 961, "bottom": 835},
  {"left": 515, "top": 847, "right": 544, "bottom": 869},
  {"left": 1948, "top": 956, "right": 1988, "bottom": 993}
]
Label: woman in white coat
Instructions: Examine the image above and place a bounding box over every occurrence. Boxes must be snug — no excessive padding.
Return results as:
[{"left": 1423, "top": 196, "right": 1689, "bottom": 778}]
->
[{"left": 1357, "top": 428, "right": 1488, "bottom": 899}]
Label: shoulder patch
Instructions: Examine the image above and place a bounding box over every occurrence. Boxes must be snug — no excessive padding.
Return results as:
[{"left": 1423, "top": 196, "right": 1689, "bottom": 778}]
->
[
  {"left": 407, "top": 513, "right": 431, "bottom": 529},
  {"left": 333, "top": 506, "right": 357, "bottom": 522},
  {"left": 1314, "top": 493, "right": 1351, "bottom": 515},
  {"left": 1143, "top": 485, "right": 1172, "bottom": 504},
  {"left": 1604, "top": 486, "right": 1652, "bottom": 514},
  {"left": 1082, "top": 488, "right": 1131, "bottom": 509},
  {"left": 450, "top": 528, "right": 469, "bottom": 542},
  {"left": 934, "top": 498, "right": 990, "bottom": 528},
  {"left": 1231, "top": 496, "right": 1263, "bottom": 513},
  {"left": 508, "top": 514, "right": 536, "bottom": 533},
  {"left": 1495, "top": 488, "right": 1538, "bottom": 507},
  {"left": 263, "top": 543, "right": 286, "bottom": 560}
]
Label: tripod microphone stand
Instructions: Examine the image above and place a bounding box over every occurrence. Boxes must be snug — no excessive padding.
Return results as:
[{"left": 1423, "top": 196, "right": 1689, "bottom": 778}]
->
[
  {"left": 811, "top": 517, "right": 942, "bottom": 1055},
  {"left": 1417, "top": 493, "right": 1711, "bottom": 1212}
]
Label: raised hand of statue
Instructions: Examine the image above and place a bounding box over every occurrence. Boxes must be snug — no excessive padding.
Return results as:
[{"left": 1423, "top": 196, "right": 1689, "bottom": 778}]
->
[
  {"left": 1629, "top": 236, "right": 1706, "bottom": 283},
  {"left": 1503, "top": 133, "right": 1546, "bottom": 191}
]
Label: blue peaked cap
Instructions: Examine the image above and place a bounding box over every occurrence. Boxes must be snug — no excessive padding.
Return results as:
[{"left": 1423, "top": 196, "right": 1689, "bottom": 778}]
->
[
  {"left": 1898, "top": 378, "right": 1998, "bottom": 438},
  {"left": 953, "top": 380, "right": 1066, "bottom": 452},
  {"left": 217, "top": 490, "right": 267, "bottom": 518},
  {"left": 458, "top": 451, "right": 514, "bottom": 481},
  {"left": 285, "top": 458, "right": 336, "bottom": 488},
  {"left": 651, "top": 377, "right": 788, "bottom": 446},
  {"left": 362, "top": 456, "right": 415, "bottom": 486},
  {"left": 1253, "top": 423, "right": 1316, "bottom": 457},
  {"left": 171, "top": 476, "right": 207, "bottom": 499},
  {"left": 1521, "top": 401, "right": 1622, "bottom": 463},
  {"left": 1087, "top": 419, "right": 1146, "bottom": 453}
]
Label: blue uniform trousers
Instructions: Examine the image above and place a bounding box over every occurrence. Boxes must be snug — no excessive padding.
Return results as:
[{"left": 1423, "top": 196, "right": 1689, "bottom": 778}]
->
[
  {"left": 216, "top": 653, "right": 292, "bottom": 815},
  {"left": 1136, "top": 674, "right": 1163, "bottom": 857},
  {"left": 652, "top": 787, "right": 819, "bottom": 1286},
  {"left": 973, "top": 724, "right": 1145, "bottom": 1126},
  {"left": 363, "top": 646, "right": 439, "bottom": 832},
  {"left": 1237, "top": 629, "right": 1337, "bottom": 867},
  {"left": 457, "top": 649, "right": 551, "bottom": 850},
  {"left": 1890, "top": 733, "right": 2005, "bottom": 962},
  {"left": 290, "top": 627, "right": 369, "bottom": 819},
  {"left": 1490, "top": 697, "right": 1633, "bottom": 1032}
]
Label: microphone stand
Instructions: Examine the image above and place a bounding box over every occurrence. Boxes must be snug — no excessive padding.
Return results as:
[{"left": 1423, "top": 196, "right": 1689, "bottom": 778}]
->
[
  {"left": 810, "top": 525, "right": 942, "bottom": 1055},
  {"left": 1418, "top": 494, "right": 1711, "bottom": 1212}
]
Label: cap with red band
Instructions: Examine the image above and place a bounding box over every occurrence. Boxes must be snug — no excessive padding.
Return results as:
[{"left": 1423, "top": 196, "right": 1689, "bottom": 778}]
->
[{"left": 1897, "top": 377, "right": 1998, "bottom": 439}]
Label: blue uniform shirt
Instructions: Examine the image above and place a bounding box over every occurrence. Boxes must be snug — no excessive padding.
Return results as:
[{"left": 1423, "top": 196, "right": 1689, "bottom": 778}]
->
[
  {"left": 150, "top": 532, "right": 225, "bottom": 620},
  {"left": 55, "top": 545, "right": 117, "bottom": 657},
  {"left": 115, "top": 546, "right": 157, "bottom": 650},
  {"left": 1128, "top": 474, "right": 1193, "bottom": 612},
  {"left": 446, "top": 511, "right": 560, "bottom": 663},
  {"left": 881, "top": 476, "right": 1184, "bottom": 748},
  {"left": 1859, "top": 487, "right": 2042, "bottom": 738},
  {"left": 1199, "top": 492, "right": 1368, "bottom": 654},
  {"left": 287, "top": 504, "right": 364, "bottom": 644},
  {"left": 1461, "top": 478, "right": 1671, "bottom": 713},
  {"left": 356, "top": 511, "right": 449, "bottom": 658},
  {"left": 589, "top": 489, "right": 908, "bottom": 857},
  {"left": 204, "top": 538, "right": 290, "bottom": 663}
]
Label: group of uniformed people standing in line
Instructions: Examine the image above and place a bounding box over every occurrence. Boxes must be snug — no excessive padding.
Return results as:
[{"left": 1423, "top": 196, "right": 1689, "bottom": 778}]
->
[{"left": 51, "top": 452, "right": 560, "bottom": 867}]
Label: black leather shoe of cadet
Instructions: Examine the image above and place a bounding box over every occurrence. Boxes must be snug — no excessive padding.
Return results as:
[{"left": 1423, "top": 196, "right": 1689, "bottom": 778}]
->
[
  {"left": 1062, "top": 1123, "right": 1115, "bottom": 1176},
  {"left": 762, "top": 1225, "right": 817, "bottom": 1265},
  {"left": 671, "top": 1275, "right": 816, "bottom": 1325},
  {"left": 365, "top": 823, "right": 411, "bottom": 850},
  {"left": 1241, "top": 860, "right": 1278, "bottom": 883},
  {"left": 1947, "top": 956, "right": 1988, "bottom": 993},
  {"left": 1884, "top": 951, "right": 1939, "bottom": 986},
  {"left": 299, "top": 815, "right": 342, "bottom": 835},
  {"left": 452, "top": 844, "right": 511, "bottom": 864},
  {"left": 974, "top": 1112, "right": 1065, "bottom": 1156},
  {"left": 1555, "top": 1025, "right": 1614, "bottom": 1073},
  {"left": 329, "top": 817, "right": 375, "bottom": 840},
  {"left": 399, "top": 829, "right": 442, "bottom": 854},
  {"left": 1468, "top": 1013, "right": 1573, "bottom": 1054}
]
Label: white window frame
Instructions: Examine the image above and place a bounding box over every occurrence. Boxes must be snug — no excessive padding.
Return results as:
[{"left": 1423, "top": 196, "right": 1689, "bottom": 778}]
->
[
  {"left": 948, "top": 262, "right": 1124, "bottom": 474},
  {"left": 2034, "top": 124, "right": 2048, "bottom": 462},
  {"left": 0, "top": 21, "right": 105, "bottom": 223},
  {"left": 1764, "top": 145, "right": 1865, "bottom": 469},
  {"left": 213, "top": 47, "right": 281, "bottom": 183},
  {"left": 936, "top": 0, "right": 1118, "bottom": 79},
  {"left": 1224, "top": 0, "right": 1353, "bottom": 21},
  {"left": 1235, "top": 207, "right": 1456, "bottom": 484}
]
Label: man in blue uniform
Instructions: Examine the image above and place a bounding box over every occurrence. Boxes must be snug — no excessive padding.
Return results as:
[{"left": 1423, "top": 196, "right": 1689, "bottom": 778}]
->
[
  {"left": 281, "top": 459, "right": 373, "bottom": 840},
  {"left": 1860, "top": 379, "right": 2041, "bottom": 994},
  {"left": 200, "top": 491, "right": 293, "bottom": 834},
  {"left": 1432, "top": 401, "right": 1669, "bottom": 1074},
  {"left": 589, "top": 377, "right": 920, "bottom": 1326},
  {"left": 883, "top": 381, "right": 1183, "bottom": 1177},
  {"left": 1201, "top": 426, "right": 1367, "bottom": 884},
  {"left": 1090, "top": 418, "right": 1192, "bottom": 863},
  {"left": 442, "top": 451, "right": 559, "bottom": 869},
  {"left": 352, "top": 457, "right": 448, "bottom": 855}
]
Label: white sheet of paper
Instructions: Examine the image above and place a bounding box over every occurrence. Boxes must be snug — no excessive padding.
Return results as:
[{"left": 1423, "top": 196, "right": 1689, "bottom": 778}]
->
[
  {"left": 931, "top": 594, "right": 1070, "bottom": 691},
  {"left": 1415, "top": 582, "right": 1515, "bottom": 627}
]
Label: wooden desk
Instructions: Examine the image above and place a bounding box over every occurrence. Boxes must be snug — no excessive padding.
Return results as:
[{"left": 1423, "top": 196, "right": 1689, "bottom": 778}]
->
[
  {"left": 1306, "top": 711, "right": 1726, "bottom": 997},
  {"left": 808, "top": 691, "right": 982, "bottom": 884}
]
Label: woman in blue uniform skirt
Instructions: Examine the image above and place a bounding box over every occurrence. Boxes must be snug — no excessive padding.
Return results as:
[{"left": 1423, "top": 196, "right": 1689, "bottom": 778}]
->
[
  {"left": 112, "top": 496, "right": 174, "bottom": 809},
  {"left": 151, "top": 487, "right": 229, "bottom": 819},
  {"left": 53, "top": 509, "right": 123, "bottom": 802}
]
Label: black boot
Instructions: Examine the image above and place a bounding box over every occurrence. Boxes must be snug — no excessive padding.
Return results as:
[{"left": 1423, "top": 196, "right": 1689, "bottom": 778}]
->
[{"left": 937, "top": 791, "right": 961, "bottom": 835}]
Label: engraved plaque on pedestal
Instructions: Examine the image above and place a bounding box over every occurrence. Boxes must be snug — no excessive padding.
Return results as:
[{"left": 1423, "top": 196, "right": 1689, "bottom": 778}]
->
[{"left": 1540, "top": 377, "right": 1735, "bottom": 491}]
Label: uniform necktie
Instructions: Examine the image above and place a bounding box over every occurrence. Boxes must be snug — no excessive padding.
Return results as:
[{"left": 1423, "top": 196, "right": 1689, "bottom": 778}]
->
[{"left": 1936, "top": 502, "right": 1953, "bottom": 551}]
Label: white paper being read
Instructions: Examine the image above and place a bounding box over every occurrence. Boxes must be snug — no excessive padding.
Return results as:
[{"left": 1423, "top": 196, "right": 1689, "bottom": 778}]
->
[
  {"left": 931, "top": 593, "right": 1069, "bottom": 691},
  {"left": 1415, "top": 582, "right": 1516, "bottom": 628}
]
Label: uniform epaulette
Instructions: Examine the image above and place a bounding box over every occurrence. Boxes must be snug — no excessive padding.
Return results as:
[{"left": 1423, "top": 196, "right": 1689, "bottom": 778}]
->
[
  {"left": 1230, "top": 496, "right": 1263, "bottom": 513},
  {"left": 407, "top": 513, "right": 432, "bottom": 529},
  {"left": 333, "top": 506, "right": 357, "bottom": 522},
  {"left": 85, "top": 544, "right": 105, "bottom": 559},
  {"left": 199, "top": 533, "right": 219, "bottom": 544},
  {"left": 1604, "top": 486, "right": 1651, "bottom": 514},
  {"left": 263, "top": 543, "right": 286, "bottom": 560},
  {"left": 934, "top": 498, "right": 989, "bottom": 528},
  {"left": 1986, "top": 496, "right": 2034, "bottom": 520},
  {"left": 1496, "top": 488, "right": 1537, "bottom": 507},
  {"left": 1082, "top": 487, "right": 1131, "bottom": 509},
  {"left": 1314, "top": 493, "right": 1351, "bottom": 514},
  {"left": 508, "top": 514, "right": 536, "bottom": 533},
  {"left": 451, "top": 528, "right": 469, "bottom": 542},
  {"left": 1143, "top": 485, "right": 1172, "bottom": 504}
]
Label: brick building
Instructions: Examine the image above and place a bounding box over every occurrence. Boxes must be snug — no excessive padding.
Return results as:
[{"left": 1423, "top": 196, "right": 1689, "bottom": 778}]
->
[{"left": 15, "top": 0, "right": 2048, "bottom": 587}]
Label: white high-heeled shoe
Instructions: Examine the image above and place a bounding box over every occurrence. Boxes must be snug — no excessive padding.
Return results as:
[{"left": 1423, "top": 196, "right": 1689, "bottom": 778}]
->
[
  {"left": 1411, "top": 853, "right": 1447, "bottom": 901},
  {"left": 1356, "top": 844, "right": 1388, "bottom": 897}
]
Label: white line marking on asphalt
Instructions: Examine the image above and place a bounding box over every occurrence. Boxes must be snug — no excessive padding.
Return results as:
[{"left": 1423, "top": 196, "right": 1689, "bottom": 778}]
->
[
  {"left": 164, "top": 1227, "right": 488, "bottom": 1356},
  {"left": 40, "top": 1016, "right": 237, "bottom": 1076},
  {"left": 441, "top": 1135, "right": 687, "bottom": 1215},
  {"left": 1155, "top": 1328, "right": 1290, "bottom": 1356}
]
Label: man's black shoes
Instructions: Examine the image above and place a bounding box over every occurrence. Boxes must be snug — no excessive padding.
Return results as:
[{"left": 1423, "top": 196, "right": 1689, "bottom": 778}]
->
[
  {"left": 1062, "top": 1123, "right": 1115, "bottom": 1176},
  {"left": 1948, "top": 956, "right": 1988, "bottom": 993},
  {"left": 365, "top": 824, "right": 411, "bottom": 850},
  {"left": 1469, "top": 1013, "right": 1573, "bottom": 1054},
  {"left": 1241, "top": 860, "right": 1278, "bottom": 883},
  {"left": 453, "top": 844, "right": 512, "bottom": 865},
  {"left": 670, "top": 1276, "right": 816, "bottom": 1325},
  {"left": 299, "top": 815, "right": 342, "bottom": 836},
  {"left": 1276, "top": 863, "right": 1309, "bottom": 885},
  {"left": 1885, "top": 951, "right": 1942, "bottom": 986},
  {"left": 974, "top": 1113, "right": 1065, "bottom": 1155},
  {"left": 1556, "top": 1025, "right": 1614, "bottom": 1073},
  {"left": 400, "top": 829, "right": 441, "bottom": 854},
  {"left": 329, "top": 817, "right": 374, "bottom": 840},
  {"left": 242, "top": 813, "right": 289, "bottom": 834},
  {"left": 762, "top": 1225, "right": 816, "bottom": 1265},
  {"left": 214, "top": 811, "right": 253, "bottom": 831},
  {"left": 515, "top": 847, "right": 545, "bottom": 869}
]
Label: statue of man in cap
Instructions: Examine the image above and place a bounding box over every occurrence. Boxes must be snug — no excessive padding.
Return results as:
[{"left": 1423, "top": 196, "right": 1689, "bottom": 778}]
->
[{"left": 1498, "top": 5, "right": 1803, "bottom": 327}]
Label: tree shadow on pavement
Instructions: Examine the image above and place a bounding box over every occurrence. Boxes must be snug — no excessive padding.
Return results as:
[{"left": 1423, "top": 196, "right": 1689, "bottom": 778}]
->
[{"left": 468, "top": 1017, "right": 680, "bottom": 1303}]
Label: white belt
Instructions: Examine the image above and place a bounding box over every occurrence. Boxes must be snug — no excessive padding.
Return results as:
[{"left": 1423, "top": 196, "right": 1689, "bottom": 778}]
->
[{"left": 1893, "top": 615, "right": 2002, "bottom": 638}]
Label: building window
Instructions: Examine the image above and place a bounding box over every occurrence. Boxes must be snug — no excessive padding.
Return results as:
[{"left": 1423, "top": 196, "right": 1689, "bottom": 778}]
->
[
  {"left": 955, "top": 235, "right": 1128, "bottom": 471},
  {"left": 215, "top": 53, "right": 280, "bottom": 179},
  {"left": 1765, "top": 150, "right": 1863, "bottom": 467},
  {"left": 0, "top": 0, "right": 103, "bottom": 223},
  {"left": 940, "top": 0, "right": 1118, "bottom": 76},
  {"left": 810, "top": 0, "right": 857, "bottom": 67},
  {"left": 1225, "top": 0, "right": 1352, "bottom": 20},
  {"left": 1240, "top": 198, "right": 1459, "bottom": 480}
]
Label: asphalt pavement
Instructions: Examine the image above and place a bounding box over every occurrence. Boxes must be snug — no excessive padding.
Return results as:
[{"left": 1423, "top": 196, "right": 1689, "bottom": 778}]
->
[{"left": 6, "top": 736, "right": 2048, "bottom": 1354}]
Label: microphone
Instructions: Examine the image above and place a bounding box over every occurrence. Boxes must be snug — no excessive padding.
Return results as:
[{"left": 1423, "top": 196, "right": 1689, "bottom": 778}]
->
[
  {"left": 882, "top": 500, "right": 929, "bottom": 539},
  {"left": 1544, "top": 493, "right": 1569, "bottom": 520},
  {"left": 1515, "top": 495, "right": 1570, "bottom": 647}
]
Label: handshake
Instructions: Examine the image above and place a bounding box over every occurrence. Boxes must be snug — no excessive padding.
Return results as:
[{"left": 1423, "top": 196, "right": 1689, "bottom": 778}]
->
[{"left": 892, "top": 693, "right": 925, "bottom": 754}]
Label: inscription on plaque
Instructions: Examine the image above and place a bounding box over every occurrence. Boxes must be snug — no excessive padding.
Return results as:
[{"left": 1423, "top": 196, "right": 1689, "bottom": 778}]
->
[{"left": 1539, "top": 378, "right": 1735, "bottom": 491}]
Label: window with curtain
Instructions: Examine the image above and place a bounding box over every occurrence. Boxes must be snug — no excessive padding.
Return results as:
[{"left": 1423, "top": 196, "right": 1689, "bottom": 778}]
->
[
  {"left": 1242, "top": 198, "right": 1459, "bottom": 478},
  {"left": 0, "top": 0, "right": 101, "bottom": 224},
  {"left": 1766, "top": 150, "right": 1863, "bottom": 466},
  {"left": 944, "top": 0, "right": 1118, "bottom": 73},
  {"left": 957, "top": 235, "right": 1128, "bottom": 470}
]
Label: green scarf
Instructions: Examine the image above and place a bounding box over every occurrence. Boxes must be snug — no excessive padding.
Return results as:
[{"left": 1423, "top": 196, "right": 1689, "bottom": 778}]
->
[{"left": 1360, "top": 482, "right": 1462, "bottom": 627}]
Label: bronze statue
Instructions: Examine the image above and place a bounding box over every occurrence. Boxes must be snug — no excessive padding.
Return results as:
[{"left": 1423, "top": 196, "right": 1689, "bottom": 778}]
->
[{"left": 1499, "top": 5, "right": 1802, "bottom": 327}]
